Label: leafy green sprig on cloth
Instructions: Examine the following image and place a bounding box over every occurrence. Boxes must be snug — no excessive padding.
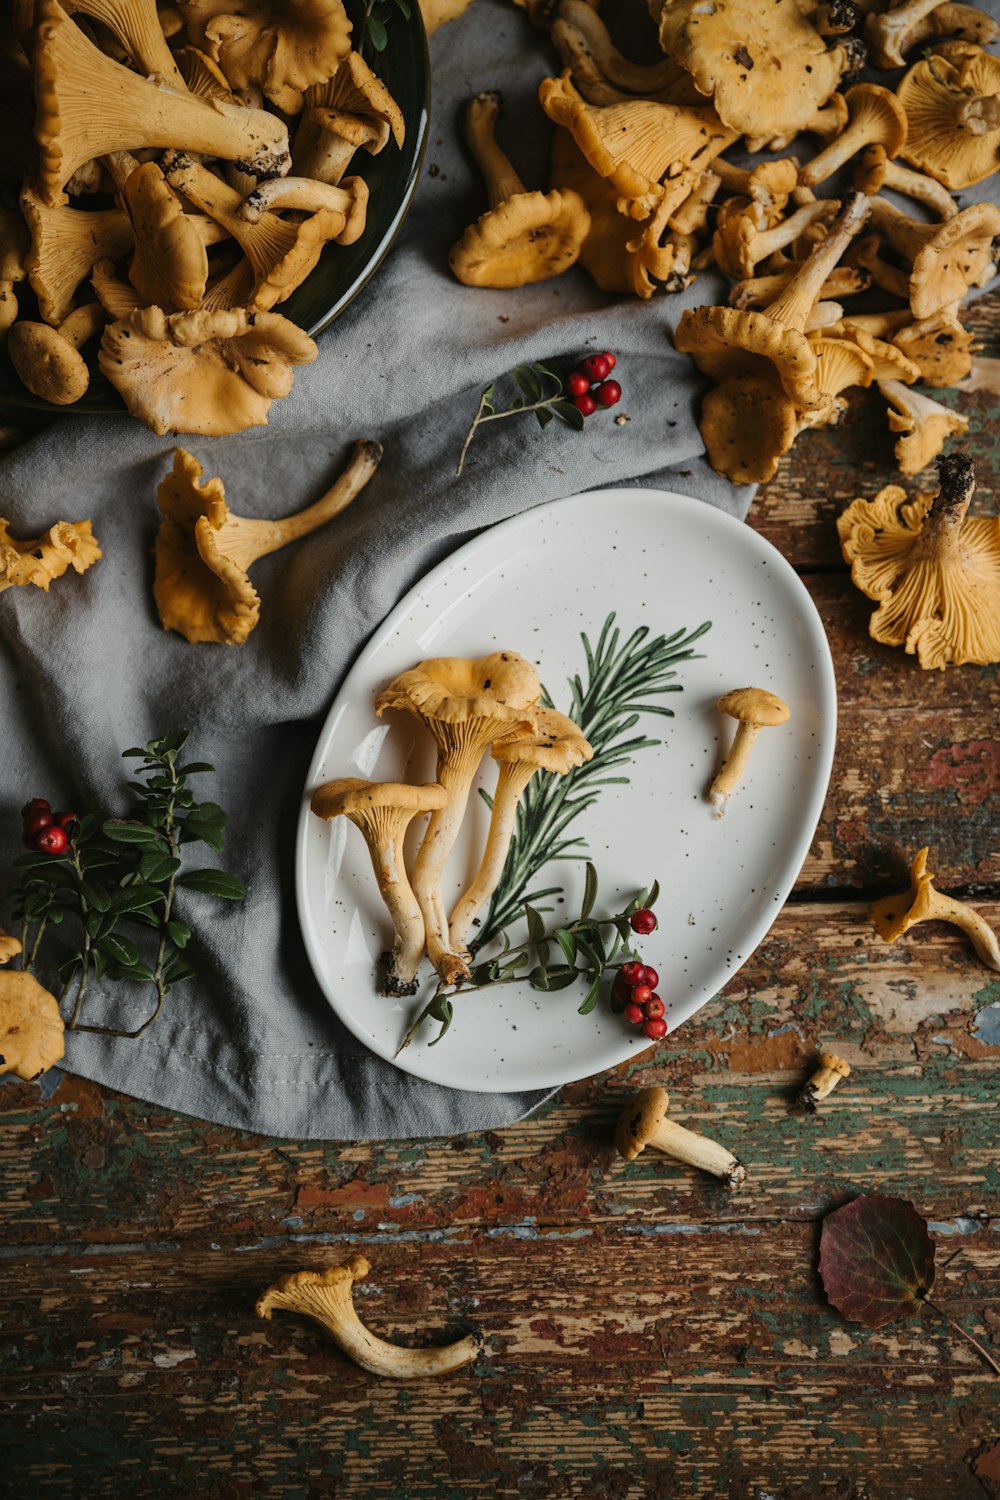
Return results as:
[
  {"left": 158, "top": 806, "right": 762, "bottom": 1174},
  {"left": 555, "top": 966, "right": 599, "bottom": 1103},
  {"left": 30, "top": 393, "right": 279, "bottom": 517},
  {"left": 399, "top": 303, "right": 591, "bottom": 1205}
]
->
[{"left": 457, "top": 362, "right": 587, "bottom": 475}]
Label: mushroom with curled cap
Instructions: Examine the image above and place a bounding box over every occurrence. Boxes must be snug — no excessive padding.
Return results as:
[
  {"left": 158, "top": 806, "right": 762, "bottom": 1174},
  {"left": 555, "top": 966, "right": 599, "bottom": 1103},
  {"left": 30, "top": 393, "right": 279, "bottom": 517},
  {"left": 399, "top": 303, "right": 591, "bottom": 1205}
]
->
[
  {"left": 448, "top": 708, "right": 593, "bottom": 954},
  {"left": 8, "top": 303, "right": 104, "bottom": 405},
  {"left": 697, "top": 376, "right": 801, "bottom": 486},
  {"left": 712, "top": 198, "right": 835, "bottom": 281},
  {"left": 61, "top": 0, "right": 185, "bottom": 82},
  {"left": 897, "top": 51, "right": 1000, "bottom": 190},
  {"left": 0, "top": 969, "right": 65, "bottom": 1082},
  {"left": 153, "top": 439, "right": 381, "bottom": 644},
  {"left": 31, "top": 0, "right": 291, "bottom": 204},
  {"left": 311, "top": 778, "right": 449, "bottom": 996},
  {"left": 675, "top": 192, "right": 872, "bottom": 414},
  {"left": 878, "top": 378, "right": 968, "bottom": 475},
  {"left": 870, "top": 846, "right": 1000, "bottom": 971},
  {"left": 614, "top": 1087, "right": 746, "bottom": 1189},
  {"left": 709, "top": 687, "right": 791, "bottom": 812},
  {"left": 238, "top": 174, "right": 369, "bottom": 246},
  {"left": 0, "top": 514, "right": 102, "bottom": 594},
  {"left": 866, "top": 198, "right": 1000, "bottom": 320},
  {"left": 176, "top": 0, "right": 352, "bottom": 113},
  {"left": 375, "top": 653, "right": 541, "bottom": 987},
  {"left": 20, "top": 182, "right": 133, "bottom": 327},
  {"left": 99, "top": 305, "right": 318, "bottom": 435},
  {"left": 798, "top": 85, "right": 908, "bottom": 190},
  {"left": 798, "top": 1052, "right": 851, "bottom": 1111},
  {"left": 866, "top": 0, "right": 998, "bottom": 67},
  {"left": 294, "top": 51, "right": 405, "bottom": 186},
  {"left": 449, "top": 91, "right": 590, "bottom": 288},
  {"left": 256, "top": 1255, "right": 483, "bottom": 1379},
  {"left": 837, "top": 453, "right": 1000, "bottom": 669},
  {"left": 105, "top": 157, "right": 212, "bottom": 311}
]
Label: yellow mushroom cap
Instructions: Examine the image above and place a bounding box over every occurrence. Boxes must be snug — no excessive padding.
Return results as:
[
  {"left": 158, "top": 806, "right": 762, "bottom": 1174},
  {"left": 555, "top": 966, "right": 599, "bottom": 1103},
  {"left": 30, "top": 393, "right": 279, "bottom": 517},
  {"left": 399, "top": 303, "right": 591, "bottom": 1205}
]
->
[
  {"left": 492, "top": 706, "right": 593, "bottom": 776},
  {"left": 122, "top": 160, "right": 208, "bottom": 311},
  {"left": 310, "top": 778, "right": 449, "bottom": 822},
  {"left": 698, "top": 374, "right": 800, "bottom": 486},
  {"left": 675, "top": 306, "right": 822, "bottom": 410},
  {"left": 615, "top": 1086, "right": 670, "bottom": 1161},
  {"left": 0, "top": 930, "right": 23, "bottom": 964},
  {"left": 179, "top": 0, "right": 352, "bottom": 113},
  {"left": 818, "top": 1052, "right": 851, "bottom": 1077},
  {"left": 898, "top": 53, "right": 1000, "bottom": 190},
  {"left": 7, "top": 319, "right": 90, "bottom": 403},
  {"left": 449, "top": 189, "right": 591, "bottom": 289},
  {"left": 376, "top": 652, "right": 542, "bottom": 725},
  {"left": 0, "top": 970, "right": 65, "bottom": 1081},
  {"left": 716, "top": 687, "right": 790, "bottom": 726}
]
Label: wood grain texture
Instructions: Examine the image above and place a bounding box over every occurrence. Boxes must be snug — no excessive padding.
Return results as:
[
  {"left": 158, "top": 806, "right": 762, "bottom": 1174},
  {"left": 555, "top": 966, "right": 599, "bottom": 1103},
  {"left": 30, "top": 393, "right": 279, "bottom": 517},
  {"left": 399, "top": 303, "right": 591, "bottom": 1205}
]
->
[{"left": 2, "top": 291, "right": 1000, "bottom": 1499}]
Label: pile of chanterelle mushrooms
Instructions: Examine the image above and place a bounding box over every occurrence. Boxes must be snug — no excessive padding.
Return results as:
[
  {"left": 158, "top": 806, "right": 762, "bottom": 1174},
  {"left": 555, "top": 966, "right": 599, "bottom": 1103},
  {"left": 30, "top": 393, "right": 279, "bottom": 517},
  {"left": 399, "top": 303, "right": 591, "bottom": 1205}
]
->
[
  {"left": 1, "top": 0, "right": 404, "bottom": 433},
  {"left": 444, "top": 0, "right": 1000, "bottom": 483}
]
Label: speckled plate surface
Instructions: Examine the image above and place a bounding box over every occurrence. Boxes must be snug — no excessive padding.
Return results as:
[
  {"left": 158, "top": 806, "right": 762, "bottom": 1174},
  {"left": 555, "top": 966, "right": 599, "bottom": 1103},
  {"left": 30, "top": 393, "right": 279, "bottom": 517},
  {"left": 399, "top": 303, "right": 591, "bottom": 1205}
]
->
[{"left": 296, "top": 487, "right": 837, "bottom": 1092}]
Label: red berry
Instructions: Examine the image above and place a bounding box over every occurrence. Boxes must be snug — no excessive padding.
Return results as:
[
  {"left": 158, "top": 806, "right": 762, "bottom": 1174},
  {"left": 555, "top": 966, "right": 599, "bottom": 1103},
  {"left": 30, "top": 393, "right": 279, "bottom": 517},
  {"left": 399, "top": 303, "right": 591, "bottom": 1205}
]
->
[
  {"left": 630, "top": 908, "right": 657, "bottom": 935},
  {"left": 566, "top": 371, "right": 589, "bottom": 397},
  {"left": 581, "top": 353, "right": 611, "bottom": 383},
  {"left": 23, "top": 810, "right": 54, "bottom": 836},
  {"left": 22, "top": 798, "right": 51, "bottom": 820},
  {"left": 631, "top": 984, "right": 653, "bottom": 1007},
  {"left": 623, "top": 1002, "right": 645, "bottom": 1026},
  {"left": 643, "top": 1018, "right": 668, "bottom": 1040},
  {"left": 644, "top": 995, "right": 665, "bottom": 1021},
  {"left": 619, "top": 961, "right": 645, "bottom": 988},
  {"left": 56, "top": 811, "right": 77, "bottom": 828},
  {"left": 602, "top": 352, "right": 617, "bottom": 370},
  {"left": 611, "top": 975, "right": 632, "bottom": 1011},
  {"left": 35, "top": 825, "right": 68, "bottom": 855},
  {"left": 642, "top": 965, "right": 659, "bottom": 989},
  {"left": 572, "top": 393, "right": 597, "bottom": 416},
  {"left": 595, "top": 380, "right": 622, "bottom": 408}
]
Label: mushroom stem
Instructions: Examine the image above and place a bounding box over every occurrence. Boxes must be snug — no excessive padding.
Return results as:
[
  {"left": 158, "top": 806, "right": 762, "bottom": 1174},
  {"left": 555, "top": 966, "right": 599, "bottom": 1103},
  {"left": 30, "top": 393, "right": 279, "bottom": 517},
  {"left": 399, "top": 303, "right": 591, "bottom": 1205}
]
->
[
  {"left": 709, "top": 720, "right": 760, "bottom": 808},
  {"left": 880, "top": 159, "right": 957, "bottom": 220},
  {"left": 463, "top": 91, "right": 527, "bottom": 210},
  {"left": 798, "top": 1051, "right": 851, "bottom": 1111},
  {"left": 647, "top": 1117, "right": 747, "bottom": 1187},
  {"left": 798, "top": 88, "right": 906, "bottom": 188},
  {"left": 766, "top": 193, "right": 871, "bottom": 332},
  {"left": 413, "top": 746, "right": 486, "bottom": 986},
  {"left": 448, "top": 761, "right": 534, "bottom": 953},
  {"left": 866, "top": 197, "right": 935, "bottom": 263},
  {"left": 918, "top": 448, "right": 975, "bottom": 553},
  {"left": 240, "top": 175, "right": 369, "bottom": 243},
  {"left": 256, "top": 1256, "right": 483, "bottom": 1379}
]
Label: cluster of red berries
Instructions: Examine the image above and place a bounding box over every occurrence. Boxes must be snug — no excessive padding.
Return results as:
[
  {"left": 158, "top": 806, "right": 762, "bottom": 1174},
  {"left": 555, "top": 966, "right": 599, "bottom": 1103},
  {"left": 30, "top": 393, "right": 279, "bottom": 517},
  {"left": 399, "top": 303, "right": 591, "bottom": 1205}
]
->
[
  {"left": 566, "top": 351, "right": 622, "bottom": 417},
  {"left": 611, "top": 909, "right": 667, "bottom": 1041},
  {"left": 21, "top": 798, "right": 75, "bottom": 855}
]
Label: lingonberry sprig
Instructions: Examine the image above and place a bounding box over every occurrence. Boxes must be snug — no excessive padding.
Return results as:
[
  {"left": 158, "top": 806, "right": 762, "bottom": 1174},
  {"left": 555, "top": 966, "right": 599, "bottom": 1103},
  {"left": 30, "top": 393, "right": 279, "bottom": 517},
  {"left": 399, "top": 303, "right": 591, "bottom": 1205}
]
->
[
  {"left": 456, "top": 354, "right": 623, "bottom": 476},
  {"left": 396, "top": 865, "right": 662, "bottom": 1051},
  {"left": 6, "top": 731, "right": 245, "bottom": 1038}
]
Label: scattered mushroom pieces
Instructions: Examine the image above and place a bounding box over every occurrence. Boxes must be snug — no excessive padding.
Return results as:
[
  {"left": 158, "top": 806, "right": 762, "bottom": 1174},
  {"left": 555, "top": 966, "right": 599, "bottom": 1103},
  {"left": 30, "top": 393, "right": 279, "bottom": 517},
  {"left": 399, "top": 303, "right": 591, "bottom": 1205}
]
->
[
  {"left": 880, "top": 377, "right": 968, "bottom": 474},
  {"left": 450, "top": 90, "right": 590, "bottom": 288},
  {"left": 870, "top": 846, "right": 1000, "bottom": 971},
  {"left": 709, "top": 687, "right": 791, "bottom": 813},
  {"left": 448, "top": 708, "right": 593, "bottom": 954},
  {"left": 837, "top": 452, "right": 1000, "bottom": 668},
  {"left": 0, "top": 969, "right": 65, "bottom": 1081},
  {"left": 311, "top": 779, "right": 449, "bottom": 996},
  {"left": 614, "top": 1086, "right": 746, "bottom": 1190},
  {"left": 0, "top": 514, "right": 102, "bottom": 593},
  {"left": 152, "top": 438, "right": 381, "bottom": 643},
  {"left": 7, "top": 302, "right": 104, "bottom": 404},
  {"left": 256, "top": 1255, "right": 483, "bottom": 1379},
  {"left": 177, "top": 0, "right": 352, "bottom": 113},
  {"left": 897, "top": 51, "right": 1000, "bottom": 189},
  {"left": 375, "top": 653, "right": 541, "bottom": 987},
  {"left": 798, "top": 84, "right": 908, "bottom": 190},
  {"left": 798, "top": 1051, "right": 851, "bottom": 1111}
]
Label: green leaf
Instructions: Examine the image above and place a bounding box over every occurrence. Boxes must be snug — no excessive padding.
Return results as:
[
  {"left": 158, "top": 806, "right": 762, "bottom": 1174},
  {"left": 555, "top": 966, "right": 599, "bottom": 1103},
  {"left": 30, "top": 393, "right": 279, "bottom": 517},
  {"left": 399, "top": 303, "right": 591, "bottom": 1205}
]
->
[
  {"left": 544, "top": 970, "right": 579, "bottom": 991},
  {"left": 524, "top": 904, "right": 545, "bottom": 945},
  {"left": 535, "top": 408, "right": 554, "bottom": 430},
  {"left": 367, "top": 11, "right": 388, "bottom": 47},
  {"left": 533, "top": 362, "right": 563, "bottom": 391},
  {"left": 139, "top": 852, "right": 182, "bottom": 884},
  {"left": 513, "top": 364, "right": 543, "bottom": 403},
  {"left": 529, "top": 967, "right": 550, "bottom": 991},
  {"left": 647, "top": 879, "right": 661, "bottom": 909},
  {"left": 164, "top": 958, "right": 195, "bottom": 985},
  {"left": 91, "top": 949, "right": 107, "bottom": 983},
  {"left": 80, "top": 881, "right": 111, "bottom": 912},
  {"left": 580, "top": 862, "right": 598, "bottom": 922},
  {"left": 426, "top": 995, "right": 454, "bottom": 1046},
  {"left": 102, "top": 820, "right": 162, "bottom": 846},
  {"left": 122, "top": 746, "right": 146, "bottom": 759},
  {"left": 576, "top": 934, "right": 604, "bottom": 973},
  {"left": 167, "top": 919, "right": 192, "bottom": 948},
  {"left": 100, "top": 933, "right": 140, "bottom": 968},
  {"left": 118, "top": 960, "right": 157, "bottom": 983},
  {"left": 578, "top": 974, "right": 602, "bottom": 1015},
  {"left": 553, "top": 928, "right": 577, "bottom": 965},
  {"left": 553, "top": 399, "right": 586, "bottom": 432},
  {"left": 177, "top": 762, "right": 215, "bottom": 776},
  {"left": 176, "top": 869, "right": 246, "bottom": 900}
]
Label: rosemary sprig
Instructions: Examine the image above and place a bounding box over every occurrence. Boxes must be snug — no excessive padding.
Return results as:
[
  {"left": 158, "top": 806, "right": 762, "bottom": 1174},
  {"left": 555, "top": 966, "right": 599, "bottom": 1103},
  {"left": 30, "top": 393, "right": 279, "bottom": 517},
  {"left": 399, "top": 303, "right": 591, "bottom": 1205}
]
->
[
  {"left": 472, "top": 611, "right": 710, "bottom": 951},
  {"left": 456, "top": 362, "right": 585, "bottom": 476}
]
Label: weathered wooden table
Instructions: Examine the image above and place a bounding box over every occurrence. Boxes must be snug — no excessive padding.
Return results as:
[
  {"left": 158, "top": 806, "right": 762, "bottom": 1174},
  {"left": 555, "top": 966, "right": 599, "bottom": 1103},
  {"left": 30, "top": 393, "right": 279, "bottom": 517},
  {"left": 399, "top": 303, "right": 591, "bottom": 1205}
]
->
[{"left": 2, "top": 298, "right": 998, "bottom": 1500}]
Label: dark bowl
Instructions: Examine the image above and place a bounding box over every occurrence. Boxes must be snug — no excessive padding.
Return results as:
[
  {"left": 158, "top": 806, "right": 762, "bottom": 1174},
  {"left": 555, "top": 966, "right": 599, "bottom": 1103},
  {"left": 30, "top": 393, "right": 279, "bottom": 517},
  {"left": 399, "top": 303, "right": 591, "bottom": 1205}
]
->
[{"left": 0, "top": 0, "right": 430, "bottom": 419}]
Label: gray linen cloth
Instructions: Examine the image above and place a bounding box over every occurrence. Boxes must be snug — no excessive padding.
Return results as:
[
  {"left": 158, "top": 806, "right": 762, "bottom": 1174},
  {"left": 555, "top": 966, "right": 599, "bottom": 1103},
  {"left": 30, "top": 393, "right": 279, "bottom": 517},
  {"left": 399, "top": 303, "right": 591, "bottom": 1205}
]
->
[{"left": 0, "top": 0, "right": 993, "bottom": 1139}]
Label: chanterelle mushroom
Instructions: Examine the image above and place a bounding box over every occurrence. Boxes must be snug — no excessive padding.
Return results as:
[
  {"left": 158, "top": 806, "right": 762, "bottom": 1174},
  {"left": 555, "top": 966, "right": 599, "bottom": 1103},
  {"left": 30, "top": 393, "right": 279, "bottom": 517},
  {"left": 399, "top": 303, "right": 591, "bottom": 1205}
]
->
[
  {"left": 62, "top": 0, "right": 186, "bottom": 82},
  {"left": 871, "top": 846, "right": 1000, "bottom": 970},
  {"left": 709, "top": 687, "right": 791, "bottom": 812},
  {"left": 375, "top": 653, "right": 541, "bottom": 987},
  {"left": 310, "top": 778, "right": 449, "bottom": 996},
  {"left": 448, "top": 708, "right": 593, "bottom": 954},
  {"left": 0, "top": 514, "right": 102, "bottom": 593},
  {"left": 878, "top": 378, "right": 968, "bottom": 475},
  {"left": 797, "top": 84, "right": 908, "bottom": 189},
  {"left": 20, "top": 182, "right": 133, "bottom": 326},
  {"left": 798, "top": 1051, "right": 852, "bottom": 1111},
  {"left": 897, "top": 51, "right": 1000, "bottom": 189},
  {"left": 177, "top": 0, "right": 352, "bottom": 113},
  {"left": 0, "top": 931, "right": 22, "bottom": 964},
  {"left": 294, "top": 50, "right": 405, "bottom": 186},
  {"left": 8, "top": 303, "right": 104, "bottom": 404},
  {"left": 257, "top": 1255, "right": 483, "bottom": 1379},
  {"left": 450, "top": 91, "right": 589, "bottom": 288},
  {"left": 99, "top": 305, "right": 318, "bottom": 435},
  {"left": 614, "top": 1086, "right": 746, "bottom": 1189},
  {"left": 837, "top": 453, "right": 1000, "bottom": 669},
  {"left": 153, "top": 439, "right": 381, "bottom": 644},
  {"left": 0, "top": 969, "right": 65, "bottom": 1081},
  {"left": 866, "top": 198, "right": 1000, "bottom": 319}
]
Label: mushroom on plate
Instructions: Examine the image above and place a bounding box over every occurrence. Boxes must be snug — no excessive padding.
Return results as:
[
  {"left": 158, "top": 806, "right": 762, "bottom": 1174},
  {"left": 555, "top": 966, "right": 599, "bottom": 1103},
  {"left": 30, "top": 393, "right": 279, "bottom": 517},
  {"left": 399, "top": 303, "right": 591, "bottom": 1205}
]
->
[
  {"left": 0, "top": 514, "right": 102, "bottom": 592},
  {"left": 153, "top": 438, "right": 381, "bottom": 643},
  {"left": 450, "top": 90, "right": 590, "bottom": 287},
  {"left": 257, "top": 1255, "right": 483, "bottom": 1378},
  {"left": 62, "top": 0, "right": 186, "bottom": 82},
  {"left": 878, "top": 378, "right": 968, "bottom": 473},
  {"left": 310, "top": 778, "right": 449, "bottom": 996},
  {"left": 615, "top": 1086, "right": 746, "bottom": 1189},
  {"left": 8, "top": 302, "right": 104, "bottom": 404},
  {"left": 0, "top": 969, "right": 65, "bottom": 1081},
  {"left": 19, "top": 182, "right": 132, "bottom": 326},
  {"left": 110, "top": 158, "right": 211, "bottom": 311},
  {"left": 870, "top": 845, "right": 1000, "bottom": 970},
  {"left": 294, "top": 50, "right": 405, "bottom": 186},
  {"left": 375, "top": 653, "right": 541, "bottom": 987},
  {"left": 176, "top": 0, "right": 352, "bottom": 113},
  {"left": 837, "top": 452, "right": 1000, "bottom": 668},
  {"left": 709, "top": 687, "right": 790, "bottom": 812}
]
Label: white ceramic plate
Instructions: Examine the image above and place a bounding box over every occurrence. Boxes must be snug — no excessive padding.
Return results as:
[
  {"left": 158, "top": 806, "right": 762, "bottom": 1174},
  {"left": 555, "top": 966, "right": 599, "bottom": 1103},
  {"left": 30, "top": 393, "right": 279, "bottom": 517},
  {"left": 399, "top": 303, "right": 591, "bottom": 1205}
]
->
[{"left": 295, "top": 487, "right": 836, "bottom": 1093}]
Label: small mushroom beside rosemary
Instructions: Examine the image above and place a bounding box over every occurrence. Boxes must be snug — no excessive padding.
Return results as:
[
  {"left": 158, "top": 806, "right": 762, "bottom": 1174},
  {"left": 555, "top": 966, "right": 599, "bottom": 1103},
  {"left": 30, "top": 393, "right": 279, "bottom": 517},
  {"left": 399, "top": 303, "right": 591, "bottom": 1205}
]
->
[
  {"left": 614, "top": 1086, "right": 747, "bottom": 1190},
  {"left": 256, "top": 1255, "right": 483, "bottom": 1379},
  {"left": 709, "top": 686, "right": 791, "bottom": 813},
  {"left": 798, "top": 1051, "right": 851, "bottom": 1111}
]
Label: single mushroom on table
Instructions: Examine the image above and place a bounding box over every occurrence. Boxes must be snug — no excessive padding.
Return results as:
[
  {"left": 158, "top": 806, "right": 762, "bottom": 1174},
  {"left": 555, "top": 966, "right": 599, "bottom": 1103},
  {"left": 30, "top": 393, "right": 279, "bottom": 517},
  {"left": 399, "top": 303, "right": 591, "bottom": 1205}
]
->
[
  {"left": 614, "top": 1086, "right": 746, "bottom": 1189},
  {"left": 838, "top": 452, "right": 1000, "bottom": 668},
  {"left": 448, "top": 707, "right": 593, "bottom": 955},
  {"left": 256, "top": 1255, "right": 483, "bottom": 1379},
  {"left": 709, "top": 687, "right": 791, "bottom": 813},
  {"left": 153, "top": 438, "right": 381, "bottom": 644},
  {"left": 871, "top": 846, "right": 1000, "bottom": 970},
  {"left": 310, "top": 778, "right": 449, "bottom": 997},
  {"left": 878, "top": 378, "right": 968, "bottom": 475},
  {"left": 449, "top": 90, "right": 590, "bottom": 287},
  {"left": 7, "top": 302, "right": 104, "bottom": 404},
  {"left": 375, "top": 653, "right": 541, "bottom": 987},
  {"left": 798, "top": 1051, "right": 851, "bottom": 1111},
  {"left": 0, "top": 513, "right": 101, "bottom": 593}
]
